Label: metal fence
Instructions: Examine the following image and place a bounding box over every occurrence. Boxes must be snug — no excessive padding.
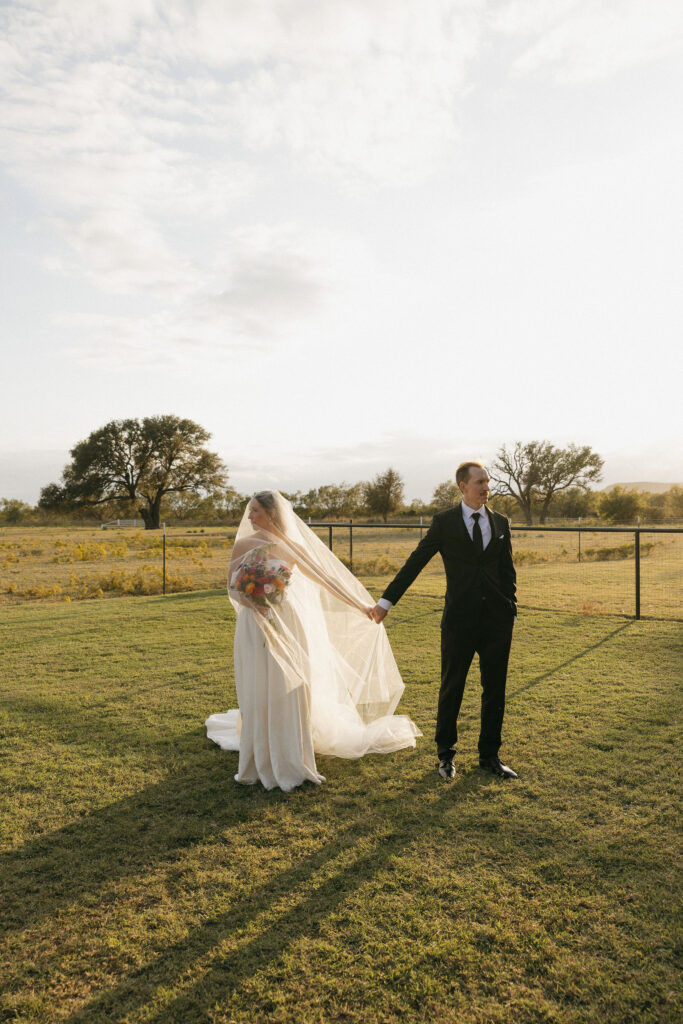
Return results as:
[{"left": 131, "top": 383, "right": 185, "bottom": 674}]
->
[
  {"left": 291, "top": 522, "right": 682, "bottom": 621},
  {"left": 152, "top": 521, "right": 683, "bottom": 621},
  {"left": 4, "top": 521, "right": 680, "bottom": 617}
]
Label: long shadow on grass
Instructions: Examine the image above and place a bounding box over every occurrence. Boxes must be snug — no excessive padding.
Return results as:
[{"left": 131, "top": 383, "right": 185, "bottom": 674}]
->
[
  {"left": 509, "top": 621, "right": 633, "bottom": 697},
  {"left": 63, "top": 767, "right": 491, "bottom": 1024},
  {"left": 6, "top": 690, "right": 233, "bottom": 747},
  {"left": 0, "top": 749, "right": 266, "bottom": 936}
]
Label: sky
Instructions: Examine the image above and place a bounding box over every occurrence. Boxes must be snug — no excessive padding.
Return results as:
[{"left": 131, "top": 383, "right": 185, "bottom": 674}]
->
[{"left": 1, "top": 0, "right": 682, "bottom": 504}]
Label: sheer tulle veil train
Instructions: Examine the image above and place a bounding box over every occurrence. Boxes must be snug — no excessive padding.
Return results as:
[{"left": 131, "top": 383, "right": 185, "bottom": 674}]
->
[{"left": 205, "top": 491, "right": 420, "bottom": 788}]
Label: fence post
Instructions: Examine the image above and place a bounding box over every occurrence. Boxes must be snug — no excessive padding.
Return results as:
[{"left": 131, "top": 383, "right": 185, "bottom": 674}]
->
[
  {"left": 578, "top": 517, "right": 581, "bottom": 562},
  {"left": 162, "top": 522, "right": 166, "bottom": 596},
  {"left": 634, "top": 528, "right": 640, "bottom": 620},
  {"left": 349, "top": 519, "right": 353, "bottom": 573},
  {"left": 328, "top": 524, "right": 333, "bottom": 551},
  {"left": 420, "top": 515, "right": 423, "bottom": 540}
]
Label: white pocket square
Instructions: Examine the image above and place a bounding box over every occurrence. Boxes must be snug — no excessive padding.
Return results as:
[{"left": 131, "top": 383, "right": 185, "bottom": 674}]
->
[{"left": 498, "top": 534, "right": 504, "bottom": 539}]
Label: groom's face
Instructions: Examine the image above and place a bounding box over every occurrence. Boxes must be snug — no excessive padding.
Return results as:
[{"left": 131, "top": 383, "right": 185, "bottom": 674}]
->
[{"left": 459, "top": 467, "right": 490, "bottom": 508}]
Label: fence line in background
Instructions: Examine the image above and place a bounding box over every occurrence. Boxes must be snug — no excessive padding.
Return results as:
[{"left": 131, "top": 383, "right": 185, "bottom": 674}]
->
[{"left": 158, "top": 522, "right": 682, "bottom": 621}]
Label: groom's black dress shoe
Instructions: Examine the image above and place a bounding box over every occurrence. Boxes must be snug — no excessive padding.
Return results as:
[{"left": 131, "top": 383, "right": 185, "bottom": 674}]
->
[
  {"left": 479, "top": 755, "right": 518, "bottom": 780},
  {"left": 438, "top": 759, "right": 456, "bottom": 780}
]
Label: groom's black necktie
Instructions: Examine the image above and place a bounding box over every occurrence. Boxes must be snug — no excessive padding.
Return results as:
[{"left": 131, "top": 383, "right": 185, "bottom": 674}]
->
[{"left": 471, "top": 512, "right": 484, "bottom": 555}]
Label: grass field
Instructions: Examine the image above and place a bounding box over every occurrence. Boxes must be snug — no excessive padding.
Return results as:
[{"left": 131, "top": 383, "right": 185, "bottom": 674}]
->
[
  {"left": 0, "top": 526, "right": 238, "bottom": 603},
  {"left": 1, "top": 525, "right": 681, "bottom": 620},
  {"left": 1, "top": 587, "right": 681, "bottom": 1023}
]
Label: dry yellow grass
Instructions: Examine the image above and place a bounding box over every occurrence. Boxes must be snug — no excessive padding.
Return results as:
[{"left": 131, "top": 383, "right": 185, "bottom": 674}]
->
[
  {"left": 0, "top": 526, "right": 236, "bottom": 604},
  {"left": 1, "top": 523, "right": 680, "bottom": 620}
]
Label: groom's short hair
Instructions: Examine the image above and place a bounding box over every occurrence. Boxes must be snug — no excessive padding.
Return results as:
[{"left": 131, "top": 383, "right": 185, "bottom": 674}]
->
[{"left": 456, "top": 460, "right": 485, "bottom": 486}]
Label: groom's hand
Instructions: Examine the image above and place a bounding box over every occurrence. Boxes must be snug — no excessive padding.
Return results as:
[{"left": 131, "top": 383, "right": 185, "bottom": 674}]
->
[{"left": 371, "top": 604, "right": 388, "bottom": 624}]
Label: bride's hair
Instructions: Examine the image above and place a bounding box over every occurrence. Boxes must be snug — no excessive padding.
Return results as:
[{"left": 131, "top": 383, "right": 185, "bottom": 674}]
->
[{"left": 253, "top": 490, "right": 285, "bottom": 531}]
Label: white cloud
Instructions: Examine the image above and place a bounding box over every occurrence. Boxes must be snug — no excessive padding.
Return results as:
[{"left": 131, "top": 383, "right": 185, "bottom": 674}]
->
[
  {"left": 202, "top": 224, "right": 330, "bottom": 338},
  {"left": 1, "top": 0, "right": 682, "bottom": 480},
  {"left": 215, "top": 0, "right": 484, "bottom": 187},
  {"left": 490, "top": 0, "right": 683, "bottom": 83},
  {"left": 0, "top": 56, "right": 252, "bottom": 217},
  {"left": 58, "top": 222, "right": 338, "bottom": 362},
  {"left": 0, "top": 1, "right": 484, "bottom": 208},
  {"left": 50, "top": 211, "right": 198, "bottom": 296},
  {"left": 0, "top": 0, "right": 487, "bottom": 348}
]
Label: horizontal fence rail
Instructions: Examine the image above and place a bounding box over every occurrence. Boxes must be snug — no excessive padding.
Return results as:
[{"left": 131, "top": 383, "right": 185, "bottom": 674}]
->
[
  {"left": 154, "top": 522, "right": 682, "bottom": 621},
  {"left": 2, "top": 521, "right": 680, "bottom": 621},
  {"left": 301, "top": 524, "right": 683, "bottom": 618}
]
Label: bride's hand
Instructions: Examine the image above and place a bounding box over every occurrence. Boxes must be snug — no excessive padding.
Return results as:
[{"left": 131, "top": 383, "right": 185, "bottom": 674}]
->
[{"left": 364, "top": 606, "right": 375, "bottom": 620}]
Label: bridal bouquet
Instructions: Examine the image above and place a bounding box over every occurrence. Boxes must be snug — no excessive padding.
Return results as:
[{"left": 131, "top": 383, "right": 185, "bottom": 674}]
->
[{"left": 232, "top": 549, "right": 292, "bottom": 610}]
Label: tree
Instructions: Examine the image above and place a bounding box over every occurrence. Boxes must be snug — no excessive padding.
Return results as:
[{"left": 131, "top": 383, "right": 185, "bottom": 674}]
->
[
  {"left": 431, "top": 479, "right": 460, "bottom": 511},
  {"left": 491, "top": 441, "right": 604, "bottom": 524},
  {"left": 363, "top": 468, "right": 405, "bottom": 522},
  {"left": 641, "top": 491, "right": 667, "bottom": 524},
  {"left": 40, "top": 416, "right": 227, "bottom": 530},
  {"left": 551, "top": 486, "right": 598, "bottom": 520},
  {"left": 488, "top": 493, "right": 517, "bottom": 519},
  {"left": 163, "top": 490, "right": 224, "bottom": 522},
  {"left": 598, "top": 486, "right": 642, "bottom": 524},
  {"left": 341, "top": 483, "right": 366, "bottom": 517},
  {"left": 318, "top": 483, "right": 364, "bottom": 518},
  {"left": 0, "top": 498, "right": 36, "bottom": 524},
  {"left": 221, "top": 486, "right": 250, "bottom": 521},
  {"left": 280, "top": 490, "right": 309, "bottom": 517},
  {"left": 294, "top": 483, "right": 365, "bottom": 520},
  {"left": 668, "top": 485, "right": 683, "bottom": 519},
  {"left": 404, "top": 497, "right": 431, "bottom": 518}
]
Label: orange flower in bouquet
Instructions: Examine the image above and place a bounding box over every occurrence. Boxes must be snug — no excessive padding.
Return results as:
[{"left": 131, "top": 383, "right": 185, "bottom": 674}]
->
[{"left": 232, "top": 547, "right": 292, "bottom": 610}]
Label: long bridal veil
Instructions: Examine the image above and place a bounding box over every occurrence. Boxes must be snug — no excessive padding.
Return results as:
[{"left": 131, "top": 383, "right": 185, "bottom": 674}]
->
[{"left": 214, "top": 490, "right": 420, "bottom": 758}]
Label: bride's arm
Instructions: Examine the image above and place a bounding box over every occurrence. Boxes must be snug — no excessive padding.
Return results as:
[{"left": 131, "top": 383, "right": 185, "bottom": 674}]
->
[
  {"left": 228, "top": 538, "right": 267, "bottom": 611},
  {"left": 228, "top": 538, "right": 253, "bottom": 583},
  {"left": 230, "top": 530, "right": 372, "bottom": 619}
]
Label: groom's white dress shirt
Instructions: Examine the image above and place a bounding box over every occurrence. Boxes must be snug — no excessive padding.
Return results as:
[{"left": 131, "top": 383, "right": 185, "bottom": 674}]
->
[
  {"left": 461, "top": 501, "right": 492, "bottom": 549},
  {"left": 377, "top": 501, "right": 491, "bottom": 612}
]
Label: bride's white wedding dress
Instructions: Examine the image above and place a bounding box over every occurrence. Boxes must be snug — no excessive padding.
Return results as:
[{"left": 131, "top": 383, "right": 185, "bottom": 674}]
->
[{"left": 205, "top": 494, "right": 420, "bottom": 793}]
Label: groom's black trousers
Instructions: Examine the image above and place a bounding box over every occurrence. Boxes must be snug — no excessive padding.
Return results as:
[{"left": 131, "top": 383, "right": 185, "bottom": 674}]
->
[{"left": 436, "top": 601, "right": 513, "bottom": 760}]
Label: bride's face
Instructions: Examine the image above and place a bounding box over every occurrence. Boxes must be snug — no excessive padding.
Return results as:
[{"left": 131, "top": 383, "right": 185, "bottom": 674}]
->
[{"left": 248, "top": 499, "right": 272, "bottom": 530}]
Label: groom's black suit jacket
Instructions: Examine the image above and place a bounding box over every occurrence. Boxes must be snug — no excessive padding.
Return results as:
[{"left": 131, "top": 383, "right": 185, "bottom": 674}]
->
[{"left": 382, "top": 504, "right": 516, "bottom": 627}]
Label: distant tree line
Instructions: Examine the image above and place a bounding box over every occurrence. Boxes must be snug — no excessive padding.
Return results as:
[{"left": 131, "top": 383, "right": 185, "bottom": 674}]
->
[
  {"left": 1, "top": 419, "right": 681, "bottom": 527},
  {"left": 4, "top": 482, "right": 682, "bottom": 528}
]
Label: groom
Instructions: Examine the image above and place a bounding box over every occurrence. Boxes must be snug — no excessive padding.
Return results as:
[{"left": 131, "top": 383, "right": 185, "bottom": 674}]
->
[{"left": 371, "top": 461, "right": 518, "bottom": 780}]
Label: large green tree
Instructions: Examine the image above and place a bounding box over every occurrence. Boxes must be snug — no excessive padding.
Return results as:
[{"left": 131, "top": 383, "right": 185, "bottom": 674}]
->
[
  {"left": 39, "top": 416, "right": 227, "bottom": 529},
  {"left": 491, "top": 441, "right": 604, "bottom": 524}
]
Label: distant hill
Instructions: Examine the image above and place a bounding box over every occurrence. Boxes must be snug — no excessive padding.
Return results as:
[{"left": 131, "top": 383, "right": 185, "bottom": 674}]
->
[{"left": 601, "top": 482, "right": 681, "bottom": 494}]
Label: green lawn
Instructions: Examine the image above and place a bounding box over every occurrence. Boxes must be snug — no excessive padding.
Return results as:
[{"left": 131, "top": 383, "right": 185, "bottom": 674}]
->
[{"left": 1, "top": 589, "right": 681, "bottom": 1023}]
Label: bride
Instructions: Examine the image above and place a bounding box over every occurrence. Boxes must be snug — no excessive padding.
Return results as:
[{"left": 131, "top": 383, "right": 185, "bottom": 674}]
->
[{"left": 205, "top": 490, "right": 421, "bottom": 791}]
